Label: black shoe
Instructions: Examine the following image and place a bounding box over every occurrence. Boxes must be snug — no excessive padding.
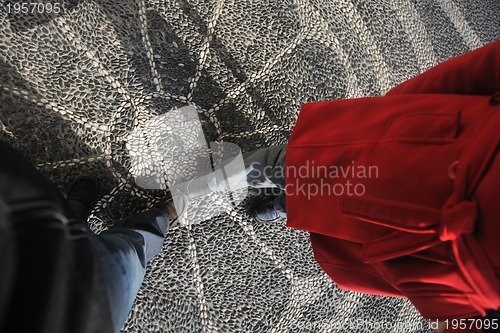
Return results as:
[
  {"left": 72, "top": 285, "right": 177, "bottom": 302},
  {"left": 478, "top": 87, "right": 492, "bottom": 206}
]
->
[
  {"left": 117, "top": 194, "right": 188, "bottom": 237},
  {"left": 153, "top": 193, "right": 188, "bottom": 230},
  {"left": 65, "top": 176, "right": 98, "bottom": 216},
  {"left": 252, "top": 197, "right": 286, "bottom": 223}
]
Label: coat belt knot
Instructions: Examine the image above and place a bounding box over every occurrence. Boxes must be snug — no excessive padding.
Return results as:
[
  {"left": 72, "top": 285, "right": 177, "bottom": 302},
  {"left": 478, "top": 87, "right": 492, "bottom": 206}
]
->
[{"left": 439, "top": 200, "right": 477, "bottom": 242}]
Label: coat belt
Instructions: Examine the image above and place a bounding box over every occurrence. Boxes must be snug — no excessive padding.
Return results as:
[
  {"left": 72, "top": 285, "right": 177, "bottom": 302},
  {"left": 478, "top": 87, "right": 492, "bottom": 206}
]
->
[{"left": 341, "top": 194, "right": 500, "bottom": 315}]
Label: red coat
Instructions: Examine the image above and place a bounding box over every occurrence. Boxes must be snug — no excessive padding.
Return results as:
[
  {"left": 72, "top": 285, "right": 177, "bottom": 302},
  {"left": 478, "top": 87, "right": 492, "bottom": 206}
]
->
[{"left": 285, "top": 41, "right": 500, "bottom": 321}]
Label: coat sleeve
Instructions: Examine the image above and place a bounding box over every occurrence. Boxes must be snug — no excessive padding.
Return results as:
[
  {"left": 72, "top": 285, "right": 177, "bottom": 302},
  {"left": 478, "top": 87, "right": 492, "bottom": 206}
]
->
[{"left": 386, "top": 40, "right": 500, "bottom": 96}]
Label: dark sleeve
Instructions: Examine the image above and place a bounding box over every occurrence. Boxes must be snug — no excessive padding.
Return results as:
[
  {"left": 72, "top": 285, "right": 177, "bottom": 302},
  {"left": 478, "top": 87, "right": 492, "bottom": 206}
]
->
[
  {"left": 386, "top": 40, "right": 500, "bottom": 96},
  {"left": 0, "top": 200, "right": 14, "bottom": 330},
  {"left": 0, "top": 141, "right": 113, "bottom": 333}
]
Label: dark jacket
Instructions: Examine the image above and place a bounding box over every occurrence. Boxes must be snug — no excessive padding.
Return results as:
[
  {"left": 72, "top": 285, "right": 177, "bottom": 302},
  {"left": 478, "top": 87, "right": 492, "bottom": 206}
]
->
[{"left": 0, "top": 141, "right": 112, "bottom": 333}]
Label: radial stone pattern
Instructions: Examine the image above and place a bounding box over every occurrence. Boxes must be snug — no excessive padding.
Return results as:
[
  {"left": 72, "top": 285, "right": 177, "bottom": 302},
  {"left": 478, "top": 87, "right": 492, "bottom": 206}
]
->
[{"left": 1, "top": 0, "right": 499, "bottom": 332}]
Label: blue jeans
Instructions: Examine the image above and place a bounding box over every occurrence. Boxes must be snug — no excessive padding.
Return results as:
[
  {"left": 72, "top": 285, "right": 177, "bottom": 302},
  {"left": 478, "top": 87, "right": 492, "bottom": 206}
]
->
[{"left": 87, "top": 209, "right": 170, "bottom": 333}]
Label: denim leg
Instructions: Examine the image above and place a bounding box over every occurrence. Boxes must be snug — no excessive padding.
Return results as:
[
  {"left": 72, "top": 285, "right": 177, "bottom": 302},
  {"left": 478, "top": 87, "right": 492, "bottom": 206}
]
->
[
  {"left": 88, "top": 209, "right": 170, "bottom": 333},
  {"left": 119, "top": 209, "right": 170, "bottom": 262}
]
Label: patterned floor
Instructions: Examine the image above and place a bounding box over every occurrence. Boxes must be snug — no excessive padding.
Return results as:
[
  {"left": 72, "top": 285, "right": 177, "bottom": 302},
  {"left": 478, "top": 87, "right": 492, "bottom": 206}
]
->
[{"left": 1, "top": 0, "right": 499, "bottom": 332}]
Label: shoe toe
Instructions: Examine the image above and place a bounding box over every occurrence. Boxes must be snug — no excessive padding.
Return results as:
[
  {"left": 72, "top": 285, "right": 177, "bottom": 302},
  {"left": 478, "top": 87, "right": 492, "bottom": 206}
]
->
[
  {"left": 252, "top": 201, "right": 280, "bottom": 223},
  {"left": 157, "top": 194, "right": 189, "bottom": 229}
]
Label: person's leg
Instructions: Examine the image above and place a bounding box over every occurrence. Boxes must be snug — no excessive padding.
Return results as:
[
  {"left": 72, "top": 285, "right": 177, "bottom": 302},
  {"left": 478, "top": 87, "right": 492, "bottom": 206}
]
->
[
  {"left": 86, "top": 208, "right": 177, "bottom": 333},
  {"left": 87, "top": 209, "right": 170, "bottom": 332},
  {"left": 243, "top": 145, "right": 287, "bottom": 222},
  {"left": 243, "top": 144, "right": 287, "bottom": 189},
  {"left": 66, "top": 177, "right": 181, "bottom": 332},
  {"left": 115, "top": 208, "right": 171, "bottom": 262}
]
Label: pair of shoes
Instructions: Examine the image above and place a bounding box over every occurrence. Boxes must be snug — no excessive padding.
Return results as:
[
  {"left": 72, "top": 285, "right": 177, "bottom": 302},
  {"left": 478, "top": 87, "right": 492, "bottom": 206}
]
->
[
  {"left": 252, "top": 197, "right": 286, "bottom": 223},
  {"left": 65, "top": 175, "right": 98, "bottom": 214},
  {"left": 154, "top": 193, "right": 188, "bottom": 230}
]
